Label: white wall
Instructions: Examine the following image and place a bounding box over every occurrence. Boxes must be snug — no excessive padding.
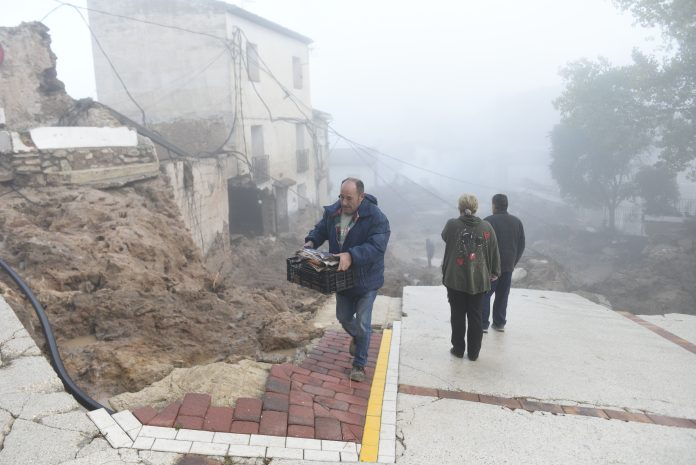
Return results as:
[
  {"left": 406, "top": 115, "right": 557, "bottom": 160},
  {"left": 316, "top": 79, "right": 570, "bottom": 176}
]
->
[{"left": 163, "top": 156, "right": 238, "bottom": 253}]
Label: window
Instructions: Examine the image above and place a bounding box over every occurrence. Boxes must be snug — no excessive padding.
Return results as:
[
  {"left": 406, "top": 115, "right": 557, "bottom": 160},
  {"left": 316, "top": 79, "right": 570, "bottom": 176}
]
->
[
  {"left": 251, "top": 125, "right": 269, "bottom": 182},
  {"left": 296, "top": 124, "right": 308, "bottom": 172},
  {"left": 292, "top": 56, "right": 303, "bottom": 89},
  {"left": 247, "top": 42, "right": 260, "bottom": 82}
]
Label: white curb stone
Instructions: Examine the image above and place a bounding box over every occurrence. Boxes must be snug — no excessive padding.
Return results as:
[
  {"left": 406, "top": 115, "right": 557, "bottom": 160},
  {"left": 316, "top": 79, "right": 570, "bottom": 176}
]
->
[
  {"left": 266, "top": 446, "right": 304, "bottom": 459},
  {"left": 190, "top": 441, "right": 230, "bottom": 456},
  {"left": 250, "top": 434, "right": 285, "bottom": 447},
  {"left": 227, "top": 444, "right": 267, "bottom": 458},
  {"left": 151, "top": 438, "right": 192, "bottom": 453},
  {"left": 213, "top": 432, "right": 250, "bottom": 445},
  {"left": 305, "top": 449, "right": 341, "bottom": 461}
]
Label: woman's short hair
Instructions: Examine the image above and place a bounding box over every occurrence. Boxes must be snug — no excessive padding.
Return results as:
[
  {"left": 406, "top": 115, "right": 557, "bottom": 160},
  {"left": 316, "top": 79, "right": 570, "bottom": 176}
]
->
[{"left": 458, "top": 193, "right": 478, "bottom": 214}]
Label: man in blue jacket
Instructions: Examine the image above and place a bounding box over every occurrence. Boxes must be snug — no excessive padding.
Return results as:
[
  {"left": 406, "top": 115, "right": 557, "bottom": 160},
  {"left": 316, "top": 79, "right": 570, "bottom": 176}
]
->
[{"left": 304, "top": 178, "right": 390, "bottom": 382}]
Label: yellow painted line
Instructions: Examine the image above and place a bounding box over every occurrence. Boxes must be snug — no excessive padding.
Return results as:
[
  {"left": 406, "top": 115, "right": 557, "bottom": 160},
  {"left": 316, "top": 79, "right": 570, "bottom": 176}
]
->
[{"left": 360, "top": 329, "right": 392, "bottom": 462}]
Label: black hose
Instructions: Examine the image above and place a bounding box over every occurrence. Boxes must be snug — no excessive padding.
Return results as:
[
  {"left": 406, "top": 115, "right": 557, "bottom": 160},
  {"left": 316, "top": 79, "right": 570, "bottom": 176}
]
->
[{"left": 0, "top": 258, "right": 112, "bottom": 413}]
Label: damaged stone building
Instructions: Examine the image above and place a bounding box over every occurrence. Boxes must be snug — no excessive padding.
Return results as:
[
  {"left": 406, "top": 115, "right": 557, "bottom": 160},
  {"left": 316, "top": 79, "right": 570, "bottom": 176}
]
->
[{"left": 85, "top": 0, "right": 332, "bottom": 252}]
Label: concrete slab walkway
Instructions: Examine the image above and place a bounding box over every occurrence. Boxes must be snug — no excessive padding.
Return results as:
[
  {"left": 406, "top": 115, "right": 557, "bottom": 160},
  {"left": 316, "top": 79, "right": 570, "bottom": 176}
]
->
[{"left": 2, "top": 285, "right": 695, "bottom": 464}]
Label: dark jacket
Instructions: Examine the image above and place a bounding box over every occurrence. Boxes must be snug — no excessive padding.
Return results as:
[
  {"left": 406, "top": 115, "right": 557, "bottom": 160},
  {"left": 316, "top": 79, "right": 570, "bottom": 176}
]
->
[
  {"left": 441, "top": 214, "right": 500, "bottom": 294},
  {"left": 305, "top": 194, "right": 390, "bottom": 295},
  {"left": 484, "top": 211, "right": 525, "bottom": 272}
]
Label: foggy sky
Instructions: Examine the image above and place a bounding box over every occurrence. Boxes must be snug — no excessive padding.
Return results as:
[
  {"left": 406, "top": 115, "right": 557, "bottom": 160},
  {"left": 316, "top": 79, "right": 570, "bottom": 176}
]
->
[{"left": 1, "top": 0, "right": 661, "bottom": 191}]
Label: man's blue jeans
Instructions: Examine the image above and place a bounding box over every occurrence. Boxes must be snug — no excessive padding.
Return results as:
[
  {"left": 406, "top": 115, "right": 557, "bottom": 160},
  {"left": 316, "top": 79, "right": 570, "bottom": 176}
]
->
[
  {"left": 481, "top": 271, "right": 512, "bottom": 329},
  {"left": 336, "top": 290, "right": 377, "bottom": 368}
]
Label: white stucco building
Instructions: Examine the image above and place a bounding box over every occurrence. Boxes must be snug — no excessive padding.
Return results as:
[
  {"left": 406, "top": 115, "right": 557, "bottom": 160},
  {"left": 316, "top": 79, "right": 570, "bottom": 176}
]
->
[{"left": 87, "top": 0, "right": 330, "bottom": 251}]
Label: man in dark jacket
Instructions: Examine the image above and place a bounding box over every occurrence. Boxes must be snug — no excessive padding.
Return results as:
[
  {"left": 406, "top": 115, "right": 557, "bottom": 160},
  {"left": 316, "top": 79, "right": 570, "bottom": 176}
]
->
[
  {"left": 480, "top": 194, "right": 525, "bottom": 332},
  {"left": 304, "top": 178, "right": 390, "bottom": 381}
]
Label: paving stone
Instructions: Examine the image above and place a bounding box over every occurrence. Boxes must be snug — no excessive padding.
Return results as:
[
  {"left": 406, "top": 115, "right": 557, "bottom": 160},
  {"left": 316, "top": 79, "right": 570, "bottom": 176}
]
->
[
  {"left": 287, "top": 424, "right": 315, "bottom": 438},
  {"left": 335, "top": 392, "right": 369, "bottom": 406},
  {"left": 290, "top": 389, "right": 314, "bottom": 406},
  {"left": 399, "top": 384, "right": 438, "bottom": 397},
  {"left": 479, "top": 395, "right": 523, "bottom": 409},
  {"left": 378, "top": 454, "right": 396, "bottom": 463},
  {"left": 87, "top": 408, "right": 117, "bottom": 431},
  {"left": 176, "top": 428, "right": 215, "bottom": 442},
  {"left": 179, "top": 393, "right": 211, "bottom": 417},
  {"left": 213, "top": 432, "right": 251, "bottom": 445},
  {"left": 132, "top": 406, "right": 158, "bottom": 424},
  {"left": 263, "top": 391, "right": 289, "bottom": 412},
  {"left": 342, "top": 422, "right": 363, "bottom": 442},
  {"left": 149, "top": 401, "right": 182, "bottom": 427},
  {"left": 270, "top": 364, "right": 293, "bottom": 380},
  {"left": 379, "top": 439, "right": 396, "bottom": 456},
  {"left": 314, "top": 402, "right": 333, "bottom": 418},
  {"left": 291, "top": 365, "right": 311, "bottom": 376},
  {"left": 604, "top": 409, "right": 654, "bottom": 423},
  {"left": 190, "top": 441, "right": 229, "bottom": 456},
  {"left": 266, "top": 446, "right": 304, "bottom": 459},
  {"left": 519, "top": 399, "right": 564, "bottom": 414},
  {"left": 302, "top": 384, "right": 336, "bottom": 397},
  {"left": 315, "top": 395, "right": 350, "bottom": 411},
  {"left": 293, "top": 373, "right": 325, "bottom": 386},
  {"left": 259, "top": 410, "right": 288, "bottom": 436},
  {"left": 323, "top": 381, "right": 354, "bottom": 394},
  {"left": 330, "top": 409, "right": 365, "bottom": 426},
  {"left": 348, "top": 403, "right": 368, "bottom": 416},
  {"left": 175, "top": 414, "right": 204, "bottom": 429},
  {"left": 227, "top": 444, "right": 267, "bottom": 458},
  {"left": 303, "top": 449, "right": 340, "bottom": 461},
  {"left": 203, "top": 406, "right": 234, "bottom": 432},
  {"left": 288, "top": 404, "right": 315, "bottom": 426},
  {"left": 152, "top": 438, "right": 192, "bottom": 453},
  {"left": 286, "top": 436, "right": 322, "bottom": 449},
  {"left": 310, "top": 372, "right": 342, "bottom": 384},
  {"left": 563, "top": 406, "right": 609, "bottom": 419},
  {"left": 230, "top": 420, "right": 259, "bottom": 434},
  {"left": 341, "top": 451, "right": 359, "bottom": 462},
  {"left": 234, "top": 398, "right": 262, "bottom": 422},
  {"left": 266, "top": 376, "right": 291, "bottom": 394},
  {"left": 354, "top": 388, "right": 371, "bottom": 399},
  {"left": 647, "top": 414, "right": 696, "bottom": 428},
  {"left": 315, "top": 416, "right": 343, "bottom": 440}
]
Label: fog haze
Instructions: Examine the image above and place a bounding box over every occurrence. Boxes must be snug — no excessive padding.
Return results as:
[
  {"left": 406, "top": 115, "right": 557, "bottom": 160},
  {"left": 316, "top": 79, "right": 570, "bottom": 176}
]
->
[{"left": 1, "top": 0, "right": 661, "bottom": 193}]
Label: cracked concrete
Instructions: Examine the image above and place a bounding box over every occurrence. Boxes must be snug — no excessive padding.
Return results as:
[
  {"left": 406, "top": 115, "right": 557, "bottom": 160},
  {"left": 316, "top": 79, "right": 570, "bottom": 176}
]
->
[
  {"left": 0, "top": 296, "right": 183, "bottom": 465},
  {"left": 400, "top": 287, "right": 696, "bottom": 419}
]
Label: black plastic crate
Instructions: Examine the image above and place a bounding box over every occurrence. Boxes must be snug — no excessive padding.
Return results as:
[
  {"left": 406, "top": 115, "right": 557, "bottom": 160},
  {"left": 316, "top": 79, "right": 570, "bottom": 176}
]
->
[{"left": 286, "top": 257, "right": 354, "bottom": 294}]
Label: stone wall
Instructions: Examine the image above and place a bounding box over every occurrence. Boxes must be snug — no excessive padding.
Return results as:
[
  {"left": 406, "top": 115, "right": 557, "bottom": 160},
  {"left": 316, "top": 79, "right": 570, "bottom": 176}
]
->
[{"left": 1, "top": 130, "right": 159, "bottom": 188}]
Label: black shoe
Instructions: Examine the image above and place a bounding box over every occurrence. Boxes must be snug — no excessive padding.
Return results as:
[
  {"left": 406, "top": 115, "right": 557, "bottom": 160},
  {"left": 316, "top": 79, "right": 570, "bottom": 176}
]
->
[
  {"left": 491, "top": 324, "right": 505, "bottom": 332},
  {"left": 468, "top": 353, "right": 479, "bottom": 361},
  {"left": 450, "top": 347, "right": 464, "bottom": 358},
  {"left": 349, "top": 339, "right": 356, "bottom": 356},
  {"left": 349, "top": 365, "right": 365, "bottom": 382}
]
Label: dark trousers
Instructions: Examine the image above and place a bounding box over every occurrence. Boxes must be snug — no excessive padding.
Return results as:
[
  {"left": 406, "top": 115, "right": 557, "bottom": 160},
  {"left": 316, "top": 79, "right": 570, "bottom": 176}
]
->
[
  {"left": 481, "top": 271, "right": 513, "bottom": 329},
  {"left": 446, "top": 287, "right": 484, "bottom": 358}
]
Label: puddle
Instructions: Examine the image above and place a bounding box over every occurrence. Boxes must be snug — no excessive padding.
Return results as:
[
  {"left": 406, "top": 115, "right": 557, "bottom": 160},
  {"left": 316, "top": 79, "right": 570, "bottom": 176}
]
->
[{"left": 62, "top": 334, "right": 98, "bottom": 349}]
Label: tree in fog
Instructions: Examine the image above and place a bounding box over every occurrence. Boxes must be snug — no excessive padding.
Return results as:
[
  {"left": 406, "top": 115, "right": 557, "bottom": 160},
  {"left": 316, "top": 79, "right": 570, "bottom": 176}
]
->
[
  {"left": 551, "top": 58, "right": 655, "bottom": 230},
  {"left": 614, "top": 0, "right": 696, "bottom": 177},
  {"left": 635, "top": 163, "right": 680, "bottom": 214}
]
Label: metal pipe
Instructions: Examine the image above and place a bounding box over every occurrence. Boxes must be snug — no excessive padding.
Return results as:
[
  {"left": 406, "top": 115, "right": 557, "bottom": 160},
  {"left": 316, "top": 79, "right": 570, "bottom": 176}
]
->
[{"left": 0, "top": 258, "right": 112, "bottom": 413}]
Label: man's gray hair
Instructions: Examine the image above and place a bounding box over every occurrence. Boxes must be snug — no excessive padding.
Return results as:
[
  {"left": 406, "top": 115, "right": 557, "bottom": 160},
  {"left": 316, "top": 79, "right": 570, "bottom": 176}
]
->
[{"left": 341, "top": 177, "right": 364, "bottom": 195}]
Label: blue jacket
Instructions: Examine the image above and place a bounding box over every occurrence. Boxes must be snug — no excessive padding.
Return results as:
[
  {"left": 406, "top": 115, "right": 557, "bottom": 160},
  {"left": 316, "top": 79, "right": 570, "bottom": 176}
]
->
[{"left": 305, "top": 194, "right": 390, "bottom": 295}]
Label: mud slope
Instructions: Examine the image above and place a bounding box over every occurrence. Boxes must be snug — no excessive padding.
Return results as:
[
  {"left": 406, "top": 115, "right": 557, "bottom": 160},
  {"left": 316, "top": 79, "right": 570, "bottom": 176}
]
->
[{"left": 0, "top": 177, "right": 322, "bottom": 399}]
